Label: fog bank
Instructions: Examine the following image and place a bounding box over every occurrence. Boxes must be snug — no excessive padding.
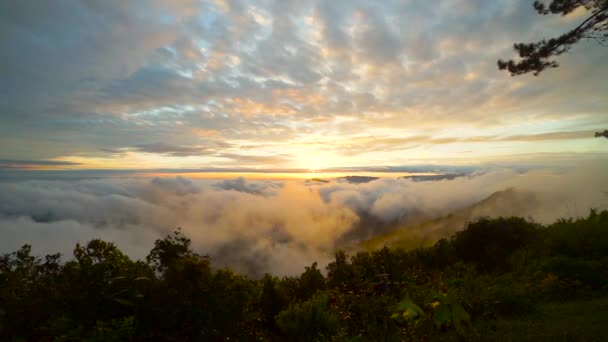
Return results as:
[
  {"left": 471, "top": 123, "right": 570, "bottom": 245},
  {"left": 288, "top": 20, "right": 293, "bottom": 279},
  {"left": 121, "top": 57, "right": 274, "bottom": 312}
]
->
[{"left": 1, "top": 161, "right": 606, "bottom": 276}]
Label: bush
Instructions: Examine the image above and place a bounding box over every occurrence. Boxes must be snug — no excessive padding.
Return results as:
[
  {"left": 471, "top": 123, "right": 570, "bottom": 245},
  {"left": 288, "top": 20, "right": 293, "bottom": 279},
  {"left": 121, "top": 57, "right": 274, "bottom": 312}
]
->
[
  {"left": 451, "top": 217, "right": 539, "bottom": 272},
  {"left": 275, "top": 292, "right": 339, "bottom": 341},
  {"left": 482, "top": 275, "right": 534, "bottom": 316},
  {"left": 544, "top": 210, "right": 608, "bottom": 259}
]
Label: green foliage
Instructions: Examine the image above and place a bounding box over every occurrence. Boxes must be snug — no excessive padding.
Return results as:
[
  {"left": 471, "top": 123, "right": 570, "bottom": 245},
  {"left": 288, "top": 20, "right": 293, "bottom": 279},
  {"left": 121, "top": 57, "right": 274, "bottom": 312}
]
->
[
  {"left": 541, "top": 256, "right": 603, "bottom": 288},
  {"left": 543, "top": 209, "right": 608, "bottom": 259},
  {"left": 89, "top": 317, "right": 136, "bottom": 342},
  {"left": 0, "top": 210, "right": 607, "bottom": 340},
  {"left": 260, "top": 274, "right": 286, "bottom": 329},
  {"left": 326, "top": 250, "right": 355, "bottom": 290},
  {"left": 430, "top": 292, "right": 471, "bottom": 335},
  {"left": 275, "top": 292, "right": 339, "bottom": 341},
  {"left": 334, "top": 291, "right": 400, "bottom": 340},
  {"left": 146, "top": 227, "right": 199, "bottom": 274},
  {"left": 473, "top": 296, "right": 608, "bottom": 341},
  {"left": 391, "top": 298, "right": 424, "bottom": 324},
  {"left": 482, "top": 274, "right": 535, "bottom": 316},
  {"left": 297, "top": 262, "right": 326, "bottom": 301},
  {"left": 451, "top": 217, "right": 539, "bottom": 272}
]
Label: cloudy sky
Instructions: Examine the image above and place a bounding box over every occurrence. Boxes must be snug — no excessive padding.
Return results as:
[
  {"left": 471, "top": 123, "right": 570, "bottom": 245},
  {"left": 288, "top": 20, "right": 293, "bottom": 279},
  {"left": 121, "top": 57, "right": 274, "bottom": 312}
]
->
[{"left": 1, "top": 0, "right": 607, "bottom": 173}]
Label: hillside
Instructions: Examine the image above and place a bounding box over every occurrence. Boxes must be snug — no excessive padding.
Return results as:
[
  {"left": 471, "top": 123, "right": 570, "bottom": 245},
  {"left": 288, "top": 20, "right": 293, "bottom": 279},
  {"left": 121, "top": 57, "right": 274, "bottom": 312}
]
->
[{"left": 358, "top": 188, "right": 538, "bottom": 252}]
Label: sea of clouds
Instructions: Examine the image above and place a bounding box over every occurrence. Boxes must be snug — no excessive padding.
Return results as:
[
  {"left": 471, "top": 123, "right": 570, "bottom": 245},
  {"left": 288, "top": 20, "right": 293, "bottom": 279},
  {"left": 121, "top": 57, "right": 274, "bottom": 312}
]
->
[{"left": 1, "top": 161, "right": 607, "bottom": 276}]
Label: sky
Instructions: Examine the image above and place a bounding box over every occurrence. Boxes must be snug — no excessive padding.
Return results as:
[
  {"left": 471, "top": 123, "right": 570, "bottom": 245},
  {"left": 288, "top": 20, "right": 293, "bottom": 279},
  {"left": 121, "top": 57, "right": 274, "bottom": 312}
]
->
[{"left": 1, "top": 0, "right": 607, "bottom": 174}]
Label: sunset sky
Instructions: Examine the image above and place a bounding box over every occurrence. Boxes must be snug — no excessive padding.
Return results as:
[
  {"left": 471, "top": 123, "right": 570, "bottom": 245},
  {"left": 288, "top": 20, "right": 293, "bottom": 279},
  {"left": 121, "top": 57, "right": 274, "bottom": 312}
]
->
[{"left": 1, "top": 0, "right": 607, "bottom": 175}]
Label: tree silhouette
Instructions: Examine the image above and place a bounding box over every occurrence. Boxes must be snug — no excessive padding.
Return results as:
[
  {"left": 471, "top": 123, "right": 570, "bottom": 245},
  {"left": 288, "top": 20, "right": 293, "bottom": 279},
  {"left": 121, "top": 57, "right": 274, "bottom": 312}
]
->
[
  {"left": 498, "top": 0, "right": 608, "bottom": 76},
  {"left": 2, "top": 213, "right": 608, "bottom": 340}
]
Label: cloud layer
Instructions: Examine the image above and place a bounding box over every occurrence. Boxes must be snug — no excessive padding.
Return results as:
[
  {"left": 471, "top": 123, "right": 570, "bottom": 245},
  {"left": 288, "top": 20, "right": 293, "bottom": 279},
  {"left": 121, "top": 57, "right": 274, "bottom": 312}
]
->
[
  {"left": 1, "top": 0, "right": 606, "bottom": 168},
  {"left": 1, "top": 161, "right": 606, "bottom": 276}
]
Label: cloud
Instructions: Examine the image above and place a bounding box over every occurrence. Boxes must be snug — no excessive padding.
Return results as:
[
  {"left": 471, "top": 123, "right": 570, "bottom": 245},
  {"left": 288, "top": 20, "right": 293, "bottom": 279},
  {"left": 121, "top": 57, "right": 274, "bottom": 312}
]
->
[
  {"left": 0, "top": 160, "right": 82, "bottom": 170},
  {"left": 0, "top": 176, "right": 358, "bottom": 276},
  {"left": 499, "top": 130, "right": 598, "bottom": 142},
  {"left": 0, "top": 0, "right": 194, "bottom": 120},
  {"left": 214, "top": 177, "right": 280, "bottom": 196},
  {"left": 99, "top": 143, "right": 292, "bottom": 167},
  {"left": 132, "top": 142, "right": 231, "bottom": 157},
  {"left": 215, "top": 153, "right": 292, "bottom": 167},
  {"left": 0, "top": 161, "right": 606, "bottom": 276},
  {"left": 1, "top": 0, "right": 606, "bottom": 167},
  {"left": 150, "top": 177, "right": 200, "bottom": 195},
  {"left": 323, "top": 130, "right": 599, "bottom": 156}
]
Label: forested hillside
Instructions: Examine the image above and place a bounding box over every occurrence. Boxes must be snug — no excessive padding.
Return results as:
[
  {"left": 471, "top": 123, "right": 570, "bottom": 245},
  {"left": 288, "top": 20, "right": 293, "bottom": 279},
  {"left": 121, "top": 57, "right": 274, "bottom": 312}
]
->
[{"left": 1, "top": 210, "right": 607, "bottom": 341}]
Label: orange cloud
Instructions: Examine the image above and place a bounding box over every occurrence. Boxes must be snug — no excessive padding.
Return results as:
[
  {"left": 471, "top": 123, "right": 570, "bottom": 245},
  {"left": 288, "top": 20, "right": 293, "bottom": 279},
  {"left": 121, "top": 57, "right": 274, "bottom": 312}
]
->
[
  {"left": 271, "top": 89, "right": 327, "bottom": 107},
  {"left": 228, "top": 98, "right": 296, "bottom": 116},
  {"left": 194, "top": 129, "right": 220, "bottom": 137}
]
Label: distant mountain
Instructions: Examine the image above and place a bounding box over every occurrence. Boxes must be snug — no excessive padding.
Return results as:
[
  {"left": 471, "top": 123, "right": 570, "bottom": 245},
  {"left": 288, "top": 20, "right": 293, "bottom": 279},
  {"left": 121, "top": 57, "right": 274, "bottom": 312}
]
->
[
  {"left": 338, "top": 176, "right": 380, "bottom": 184},
  {"left": 353, "top": 188, "right": 538, "bottom": 252},
  {"left": 399, "top": 173, "right": 466, "bottom": 182},
  {"left": 308, "top": 178, "right": 330, "bottom": 183},
  {"left": 310, "top": 173, "right": 469, "bottom": 185}
]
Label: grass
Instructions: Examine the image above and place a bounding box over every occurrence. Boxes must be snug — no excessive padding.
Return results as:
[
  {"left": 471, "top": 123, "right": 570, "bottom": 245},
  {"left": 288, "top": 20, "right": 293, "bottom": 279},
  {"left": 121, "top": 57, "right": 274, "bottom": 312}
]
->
[{"left": 472, "top": 296, "right": 608, "bottom": 341}]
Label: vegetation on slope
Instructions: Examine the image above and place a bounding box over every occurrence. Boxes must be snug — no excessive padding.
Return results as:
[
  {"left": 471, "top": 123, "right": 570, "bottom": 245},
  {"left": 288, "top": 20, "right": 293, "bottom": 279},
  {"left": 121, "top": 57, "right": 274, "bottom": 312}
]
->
[
  {"left": 1, "top": 210, "right": 607, "bottom": 341},
  {"left": 358, "top": 188, "right": 539, "bottom": 252}
]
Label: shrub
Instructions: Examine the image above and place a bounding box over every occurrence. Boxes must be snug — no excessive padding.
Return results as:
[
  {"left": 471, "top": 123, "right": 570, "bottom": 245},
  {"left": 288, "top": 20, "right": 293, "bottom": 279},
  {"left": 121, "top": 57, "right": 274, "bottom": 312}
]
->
[{"left": 275, "top": 292, "right": 339, "bottom": 341}]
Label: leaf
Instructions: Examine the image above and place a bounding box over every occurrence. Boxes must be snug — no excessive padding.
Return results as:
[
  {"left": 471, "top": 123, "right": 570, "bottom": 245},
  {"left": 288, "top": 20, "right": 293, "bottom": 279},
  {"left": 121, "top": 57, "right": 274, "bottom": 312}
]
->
[
  {"left": 113, "top": 298, "right": 135, "bottom": 307},
  {"left": 432, "top": 305, "right": 452, "bottom": 329},
  {"left": 452, "top": 303, "right": 470, "bottom": 323},
  {"left": 452, "top": 303, "right": 471, "bottom": 334},
  {"left": 110, "top": 289, "right": 129, "bottom": 298},
  {"left": 403, "top": 308, "right": 418, "bottom": 321},
  {"left": 396, "top": 298, "right": 424, "bottom": 322},
  {"left": 108, "top": 276, "right": 127, "bottom": 282},
  {"left": 443, "top": 292, "right": 459, "bottom": 305}
]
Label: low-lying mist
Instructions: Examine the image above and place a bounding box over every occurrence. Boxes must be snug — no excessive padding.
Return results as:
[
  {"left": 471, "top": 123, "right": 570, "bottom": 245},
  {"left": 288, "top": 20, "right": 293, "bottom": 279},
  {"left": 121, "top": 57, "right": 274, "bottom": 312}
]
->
[{"left": 1, "top": 161, "right": 606, "bottom": 277}]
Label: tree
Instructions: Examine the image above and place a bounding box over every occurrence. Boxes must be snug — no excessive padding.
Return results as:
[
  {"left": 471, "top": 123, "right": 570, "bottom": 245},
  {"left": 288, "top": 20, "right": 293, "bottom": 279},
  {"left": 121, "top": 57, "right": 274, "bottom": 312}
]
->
[
  {"left": 260, "top": 274, "right": 286, "bottom": 330},
  {"left": 146, "top": 228, "right": 199, "bottom": 274},
  {"left": 450, "top": 217, "right": 538, "bottom": 272},
  {"left": 297, "top": 262, "right": 326, "bottom": 301},
  {"left": 498, "top": 0, "right": 608, "bottom": 76}
]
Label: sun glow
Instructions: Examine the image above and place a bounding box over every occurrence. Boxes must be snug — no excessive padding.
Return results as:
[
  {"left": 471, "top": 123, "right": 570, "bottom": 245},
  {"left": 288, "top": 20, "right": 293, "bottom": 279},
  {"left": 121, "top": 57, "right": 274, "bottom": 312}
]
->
[
  {"left": 290, "top": 150, "right": 338, "bottom": 172},
  {"left": 136, "top": 171, "right": 440, "bottom": 180}
]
